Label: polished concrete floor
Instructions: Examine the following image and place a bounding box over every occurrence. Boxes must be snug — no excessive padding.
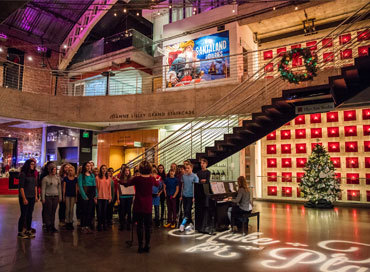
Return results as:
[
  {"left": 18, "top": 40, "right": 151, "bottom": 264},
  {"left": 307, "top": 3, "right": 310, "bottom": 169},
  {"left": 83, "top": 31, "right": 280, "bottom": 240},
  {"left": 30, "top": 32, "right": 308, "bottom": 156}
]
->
[{"left": 0, "top": 197, "right": 369, "bottom": 272}]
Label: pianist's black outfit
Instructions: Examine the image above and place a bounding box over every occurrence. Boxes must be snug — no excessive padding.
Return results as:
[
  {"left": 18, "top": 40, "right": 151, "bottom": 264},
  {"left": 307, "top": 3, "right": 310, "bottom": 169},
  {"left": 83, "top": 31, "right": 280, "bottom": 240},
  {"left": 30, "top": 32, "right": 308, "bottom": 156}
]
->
[{"left": 194, "top": 170, "right": 211, "bottom": 233}]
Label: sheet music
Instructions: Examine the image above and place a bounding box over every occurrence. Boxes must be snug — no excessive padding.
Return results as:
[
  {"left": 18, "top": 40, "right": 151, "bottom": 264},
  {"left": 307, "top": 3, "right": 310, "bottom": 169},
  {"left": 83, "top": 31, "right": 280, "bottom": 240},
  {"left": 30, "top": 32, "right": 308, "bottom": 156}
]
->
[
  {"left": 210, "top": 182, "right": 219, "bottom": 194},
  {"left": 120, "top": 184, "right": 135, "bottom": 195},
  {"left": 228, "top": 183, "right": 235, "bottom": 192},
  {"left": 216, "top": 182, "right": 226, "bottom": 194}
]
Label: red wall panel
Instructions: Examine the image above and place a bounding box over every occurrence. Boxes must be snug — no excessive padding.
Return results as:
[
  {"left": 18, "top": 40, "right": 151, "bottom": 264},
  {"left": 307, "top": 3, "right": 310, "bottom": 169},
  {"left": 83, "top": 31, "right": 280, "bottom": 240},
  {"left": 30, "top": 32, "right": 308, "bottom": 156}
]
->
[
  {"left": 343, "top": 110, "right": 356, "bottom": 121},
  {"left": 326, "top": 112, "right": 338, "bottom": 122},
  {"left": 281, "top": 144, "right": 292, "bottom": 154}
]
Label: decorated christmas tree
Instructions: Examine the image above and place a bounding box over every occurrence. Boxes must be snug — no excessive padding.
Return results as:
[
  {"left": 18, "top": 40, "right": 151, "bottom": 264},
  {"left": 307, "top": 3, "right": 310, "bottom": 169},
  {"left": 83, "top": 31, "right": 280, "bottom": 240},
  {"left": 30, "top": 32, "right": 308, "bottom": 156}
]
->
[{"left": 299, "top": 143, "right": 341, "bottom": 208}]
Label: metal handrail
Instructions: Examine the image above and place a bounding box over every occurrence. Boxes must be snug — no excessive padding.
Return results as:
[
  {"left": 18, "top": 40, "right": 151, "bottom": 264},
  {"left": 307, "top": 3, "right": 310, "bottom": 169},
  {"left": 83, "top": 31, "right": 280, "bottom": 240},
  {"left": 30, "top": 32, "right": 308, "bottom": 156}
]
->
[{"left": 125, "top": 3, "right": 370, "bottom": 169}]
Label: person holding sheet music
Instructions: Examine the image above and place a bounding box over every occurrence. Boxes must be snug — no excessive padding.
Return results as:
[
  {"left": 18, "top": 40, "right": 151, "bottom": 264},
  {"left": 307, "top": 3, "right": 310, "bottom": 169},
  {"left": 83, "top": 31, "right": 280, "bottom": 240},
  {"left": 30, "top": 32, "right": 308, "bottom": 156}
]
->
[{"left": 118, "top": 166, "right": 135, "bottom": 231}]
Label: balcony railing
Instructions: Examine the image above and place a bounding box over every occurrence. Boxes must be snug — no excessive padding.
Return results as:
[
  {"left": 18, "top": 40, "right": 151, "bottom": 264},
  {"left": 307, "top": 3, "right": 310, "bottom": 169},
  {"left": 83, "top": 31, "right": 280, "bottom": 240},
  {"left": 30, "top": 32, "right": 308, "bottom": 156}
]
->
[
  {"left": 0, "top": 25, "right": 368, "bottom": 96},
  {"left": 70, "top": 29, "right": 154, "bottom": 66}
]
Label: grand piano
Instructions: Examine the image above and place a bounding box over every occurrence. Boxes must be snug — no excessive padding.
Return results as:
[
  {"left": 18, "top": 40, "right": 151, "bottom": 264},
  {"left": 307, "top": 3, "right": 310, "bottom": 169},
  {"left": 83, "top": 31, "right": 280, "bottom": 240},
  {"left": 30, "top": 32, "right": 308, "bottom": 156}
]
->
[{"left": 194, "top": 181, "right": 237, "bottom": 234}]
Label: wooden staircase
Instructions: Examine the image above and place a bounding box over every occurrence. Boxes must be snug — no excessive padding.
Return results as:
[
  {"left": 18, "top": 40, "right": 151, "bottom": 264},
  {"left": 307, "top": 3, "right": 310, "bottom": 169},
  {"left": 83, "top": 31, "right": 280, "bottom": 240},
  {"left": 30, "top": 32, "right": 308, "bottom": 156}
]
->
[{"left": 189, "top": 55, "right": 370, "bottom": 171}]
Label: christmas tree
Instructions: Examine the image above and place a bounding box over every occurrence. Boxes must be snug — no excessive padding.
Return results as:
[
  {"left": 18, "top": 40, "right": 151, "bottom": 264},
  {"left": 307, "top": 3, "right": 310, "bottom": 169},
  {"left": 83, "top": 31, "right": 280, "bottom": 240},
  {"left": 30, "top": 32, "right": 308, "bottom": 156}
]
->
[{"left": 299, "top": 144, "right": 341, "bottom": 208}]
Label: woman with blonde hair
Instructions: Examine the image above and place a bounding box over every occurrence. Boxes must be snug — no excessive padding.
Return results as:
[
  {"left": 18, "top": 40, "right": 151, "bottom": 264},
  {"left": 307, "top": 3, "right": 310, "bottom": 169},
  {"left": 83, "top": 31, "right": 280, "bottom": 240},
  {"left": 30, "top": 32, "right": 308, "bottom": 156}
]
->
[
  {"left": 229, "top": 176, "right": 252, "bottom": 232},
  {"left": 63, "top": 165, "right": 78, "bottom": 230}
]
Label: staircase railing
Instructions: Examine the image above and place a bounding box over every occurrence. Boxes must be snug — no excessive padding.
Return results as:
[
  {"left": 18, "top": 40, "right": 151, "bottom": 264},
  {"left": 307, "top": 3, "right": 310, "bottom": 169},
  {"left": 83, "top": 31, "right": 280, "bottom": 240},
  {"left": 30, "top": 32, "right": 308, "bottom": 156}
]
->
[{"left": 126, "top": 2, "right": 370, "bottom": 170}]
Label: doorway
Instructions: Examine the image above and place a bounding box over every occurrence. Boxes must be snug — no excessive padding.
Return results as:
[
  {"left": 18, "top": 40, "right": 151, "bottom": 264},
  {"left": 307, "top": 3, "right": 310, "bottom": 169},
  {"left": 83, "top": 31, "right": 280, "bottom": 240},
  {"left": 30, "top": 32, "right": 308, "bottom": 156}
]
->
[{"left": 2, "top": 138, "right": 18, "bottom": 167}]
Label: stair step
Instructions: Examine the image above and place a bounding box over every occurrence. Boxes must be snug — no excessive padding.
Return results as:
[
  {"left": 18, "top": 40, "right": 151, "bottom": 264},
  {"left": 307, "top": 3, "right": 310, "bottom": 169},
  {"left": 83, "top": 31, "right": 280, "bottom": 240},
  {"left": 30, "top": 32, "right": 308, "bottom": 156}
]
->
[
  {"left": 224, "top": 133, "right": 244, "bottom": 143},
  {"left": 341, "top": 66, "right": 363, "bottom": 93},
  {"left": 355, "top": 55, "right": 370, "bottom": 86},
  {"left": 252, "top": 112, "right": 273, "bottom": 121},
  {"left": 215, "top": 140, "right": 234, "bottom": 147},
  {"left": 282, "top": 84, "right": 330, "bottom": 100},
  {"left": 271, "top": 97, "right": 294, "bottom": 109},
  {"left": 261, "top": 105, "right": 284, "bottom": 116},
  {"left": 242, "top": 120, "right": 263, "bottom": 131},
  {"left": 329, "top": 75, "right": 348, "bottom": 105},
  {"left": 233, "top": 126, "right": 255, "bottom": 136}
]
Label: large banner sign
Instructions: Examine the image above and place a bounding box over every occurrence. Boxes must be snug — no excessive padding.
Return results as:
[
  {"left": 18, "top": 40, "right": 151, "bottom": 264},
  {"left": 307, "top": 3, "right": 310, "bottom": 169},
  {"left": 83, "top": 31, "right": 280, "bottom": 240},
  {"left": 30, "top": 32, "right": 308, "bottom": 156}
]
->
[{"left": 165, "top": 31, "right": 230, "bottom": 88}]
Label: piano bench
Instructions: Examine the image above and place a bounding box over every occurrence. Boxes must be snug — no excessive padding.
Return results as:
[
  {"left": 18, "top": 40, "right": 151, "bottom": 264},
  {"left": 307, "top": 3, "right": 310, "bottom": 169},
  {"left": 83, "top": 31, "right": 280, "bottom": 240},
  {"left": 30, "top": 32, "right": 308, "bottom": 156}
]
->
[{"left": 239, "top": 211, "right": 260, "bottom": 236}]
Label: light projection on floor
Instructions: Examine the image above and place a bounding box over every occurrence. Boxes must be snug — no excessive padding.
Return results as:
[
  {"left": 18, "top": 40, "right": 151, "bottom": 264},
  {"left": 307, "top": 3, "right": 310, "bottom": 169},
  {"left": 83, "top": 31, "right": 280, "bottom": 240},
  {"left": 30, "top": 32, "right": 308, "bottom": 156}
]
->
[{"left": 168, "top": 230, "right": 370, "bottom": 271}]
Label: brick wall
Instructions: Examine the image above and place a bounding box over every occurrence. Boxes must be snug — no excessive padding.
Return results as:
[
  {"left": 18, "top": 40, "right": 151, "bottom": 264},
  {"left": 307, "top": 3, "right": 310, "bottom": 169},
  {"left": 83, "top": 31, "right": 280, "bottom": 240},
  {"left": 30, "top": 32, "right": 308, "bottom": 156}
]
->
[{"left": 0, "top": 36, "right": 60, "bottom": 95}]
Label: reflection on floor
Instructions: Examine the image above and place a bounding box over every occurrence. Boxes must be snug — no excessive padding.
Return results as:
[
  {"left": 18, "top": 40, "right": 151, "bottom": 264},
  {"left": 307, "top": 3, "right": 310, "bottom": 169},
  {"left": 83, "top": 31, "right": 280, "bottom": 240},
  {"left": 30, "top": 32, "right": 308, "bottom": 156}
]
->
[{"left": 0, "top": 197, "right": 369, "bottom": 272}]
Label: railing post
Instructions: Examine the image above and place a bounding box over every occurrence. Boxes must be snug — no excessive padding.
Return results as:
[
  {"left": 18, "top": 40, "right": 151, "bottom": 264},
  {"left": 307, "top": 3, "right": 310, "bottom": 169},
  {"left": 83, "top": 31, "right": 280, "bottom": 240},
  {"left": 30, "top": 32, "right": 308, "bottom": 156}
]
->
[
  {"left": 18, "top": 64, "right": 20, "bottom": 90},
  {"left": 191, "top": 122, "right": 194, "bottom": 158},
  {"left": 227, "top": 115, "right": 230, "bottom": 133},
  {"left": 200, "top": 127, "right": 202, "bottom": 153}
]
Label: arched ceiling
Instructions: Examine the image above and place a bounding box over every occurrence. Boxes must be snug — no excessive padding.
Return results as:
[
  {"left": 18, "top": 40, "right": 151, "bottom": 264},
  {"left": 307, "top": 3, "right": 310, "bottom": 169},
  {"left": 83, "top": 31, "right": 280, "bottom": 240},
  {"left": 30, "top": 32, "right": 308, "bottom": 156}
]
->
[{"left": 0, "top": 0, "right": 94, "bottom": 50}]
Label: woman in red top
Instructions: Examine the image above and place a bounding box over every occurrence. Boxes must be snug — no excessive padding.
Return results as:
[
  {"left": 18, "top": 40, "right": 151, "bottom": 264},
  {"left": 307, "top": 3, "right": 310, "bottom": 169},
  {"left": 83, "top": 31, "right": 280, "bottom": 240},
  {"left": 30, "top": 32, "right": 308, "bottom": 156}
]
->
[{"left": 125, "top": 160, "right": 159, "bottom": 253}]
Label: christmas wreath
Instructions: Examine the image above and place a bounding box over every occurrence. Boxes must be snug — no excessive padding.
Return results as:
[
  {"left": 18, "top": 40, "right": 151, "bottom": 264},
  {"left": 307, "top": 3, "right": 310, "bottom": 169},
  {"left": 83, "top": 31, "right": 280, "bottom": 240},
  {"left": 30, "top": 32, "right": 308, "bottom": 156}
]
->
[{"left": 278, "top": 47, "right": 318, "bottom": 84}]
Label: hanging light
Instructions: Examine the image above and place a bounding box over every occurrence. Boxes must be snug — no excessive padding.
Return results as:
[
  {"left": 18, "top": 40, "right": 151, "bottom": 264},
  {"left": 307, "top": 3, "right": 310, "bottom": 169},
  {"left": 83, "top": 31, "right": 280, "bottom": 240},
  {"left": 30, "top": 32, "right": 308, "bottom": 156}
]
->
[
  {"left": 123, "top": 8, "right": 127, "bottom": 13},
  {"left": 136, "top": 12, "right": 139, "bottom": 16},
  {"left": 114, "top": 12, "right": 117, "bottom": 16}
]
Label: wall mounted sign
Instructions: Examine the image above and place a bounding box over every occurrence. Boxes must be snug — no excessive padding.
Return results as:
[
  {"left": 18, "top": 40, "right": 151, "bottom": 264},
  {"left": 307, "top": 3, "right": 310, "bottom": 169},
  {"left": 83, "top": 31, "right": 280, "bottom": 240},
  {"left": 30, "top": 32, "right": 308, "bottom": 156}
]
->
[
  {"left": 295, "top": 102, "right": 335, "bottom": 114},
  {"left": 164, "top": 31, "right": 230, "bottom": 88},
  {"left": 109, "top": 109, "right": 195, "bottom": 120}
]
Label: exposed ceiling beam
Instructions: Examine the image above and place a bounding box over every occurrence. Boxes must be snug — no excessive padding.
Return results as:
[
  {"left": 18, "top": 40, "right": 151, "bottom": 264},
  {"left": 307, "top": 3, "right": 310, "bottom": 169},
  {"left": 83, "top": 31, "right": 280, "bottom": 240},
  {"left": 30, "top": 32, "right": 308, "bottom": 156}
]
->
[{"left": 28, "top": 2, "right": 77, "bottom": 25}]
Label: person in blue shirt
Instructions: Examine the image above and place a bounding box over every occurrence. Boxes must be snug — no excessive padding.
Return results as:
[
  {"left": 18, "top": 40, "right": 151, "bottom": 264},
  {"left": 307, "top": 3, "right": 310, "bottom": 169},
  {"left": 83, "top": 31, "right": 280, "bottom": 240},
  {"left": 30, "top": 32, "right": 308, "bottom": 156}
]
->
[
  {"left": 78, "top": 162, "right": 97, "bottom": 234},
  {"left": 163, "top": 169, "right": 179, "bottom": 228},
  {"left": 179, "top": 163, "right": 199, "bottom": 232}
]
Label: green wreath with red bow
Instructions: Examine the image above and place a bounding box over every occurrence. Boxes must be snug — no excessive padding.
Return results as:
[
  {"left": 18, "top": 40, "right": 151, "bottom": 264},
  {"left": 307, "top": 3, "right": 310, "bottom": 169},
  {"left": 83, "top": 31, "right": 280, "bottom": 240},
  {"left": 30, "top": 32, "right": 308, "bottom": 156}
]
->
[{"left": 278, "top": 47, "right": 318, "bottom": 84}]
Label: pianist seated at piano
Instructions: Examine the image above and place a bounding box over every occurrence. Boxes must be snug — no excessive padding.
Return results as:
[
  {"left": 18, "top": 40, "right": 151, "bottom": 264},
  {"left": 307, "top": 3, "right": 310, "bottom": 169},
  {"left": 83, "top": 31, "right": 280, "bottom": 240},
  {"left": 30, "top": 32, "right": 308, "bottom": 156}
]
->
[{"left": 226, "top": 176, "right": 252, "bottom": 233}]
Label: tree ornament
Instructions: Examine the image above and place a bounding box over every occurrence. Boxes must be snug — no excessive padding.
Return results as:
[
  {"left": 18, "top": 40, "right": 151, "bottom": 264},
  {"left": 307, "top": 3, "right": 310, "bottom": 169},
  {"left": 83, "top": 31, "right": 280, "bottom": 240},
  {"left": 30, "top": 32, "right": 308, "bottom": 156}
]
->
[{"left": 299, "top": 144, "right": 341, "bottom": 209}]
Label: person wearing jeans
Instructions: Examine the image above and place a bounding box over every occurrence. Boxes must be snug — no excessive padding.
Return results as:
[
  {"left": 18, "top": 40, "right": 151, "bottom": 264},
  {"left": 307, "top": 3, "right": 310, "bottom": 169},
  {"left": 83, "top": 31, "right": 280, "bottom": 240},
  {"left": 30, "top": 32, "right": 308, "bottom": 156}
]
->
[
  {"left": 163, "top": 169, "right": 179, "bottom": 228},
  {"left": 18, "top": 159, "right": 38, "bottom": 239},
  {"left": 42, "top": 163, "right": 62, "bottom": 233},
  {"left": 63, "top": 165, "right": 78, "bottom": 230},
  {"left": 96, "top": 165, "right": 112, "bottom": 231},
  {"left": 179, "top": 163, "right": 199, "bottom": 232},
  {"left": 151, "top": 168, "right": 162, "bottom": 227},
  {"left": 78, "top": 162, "right": 97, "bottom": 234}
]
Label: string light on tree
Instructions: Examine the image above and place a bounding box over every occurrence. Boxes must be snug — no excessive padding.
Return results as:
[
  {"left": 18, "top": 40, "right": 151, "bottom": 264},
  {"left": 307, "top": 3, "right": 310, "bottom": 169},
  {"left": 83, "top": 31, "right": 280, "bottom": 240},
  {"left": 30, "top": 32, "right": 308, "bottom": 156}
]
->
[{"left": 299, "top": 143, "right": 341, "bottom": 208}]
